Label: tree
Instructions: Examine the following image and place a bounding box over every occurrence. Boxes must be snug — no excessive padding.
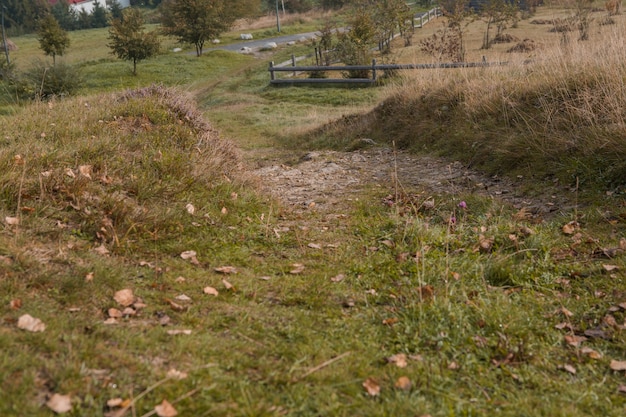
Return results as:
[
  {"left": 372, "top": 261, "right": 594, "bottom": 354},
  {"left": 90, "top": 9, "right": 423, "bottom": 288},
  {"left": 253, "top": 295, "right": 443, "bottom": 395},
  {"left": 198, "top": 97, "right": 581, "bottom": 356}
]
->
[
  {"left": 480, "top": 0, "right": 519, "bottom": 49},
  {"left": 108, "top": 8, "right": 160, "bottom": 75},
  {"left": 51, "top": 0, "right": 78, "bottom": 31},
  {"left": 37, "top": 14, "right": 70, "bottom": 65},
  {"left": 160, "top": 0, "right": 258, "bottom": 57},
  {"left": 91, "top": 2, "right": 110, "bottom": 28},
  {"left": 108, "top": 0, "right": 125, "bottom": 21}
]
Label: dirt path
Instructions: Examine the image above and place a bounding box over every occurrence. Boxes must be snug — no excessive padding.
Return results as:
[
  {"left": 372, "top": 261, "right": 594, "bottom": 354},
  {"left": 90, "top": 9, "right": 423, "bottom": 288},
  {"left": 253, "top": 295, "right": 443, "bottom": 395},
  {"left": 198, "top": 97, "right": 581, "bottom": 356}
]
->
[{"left": 252, "top": 147, "right": 572, "bottom": 217}]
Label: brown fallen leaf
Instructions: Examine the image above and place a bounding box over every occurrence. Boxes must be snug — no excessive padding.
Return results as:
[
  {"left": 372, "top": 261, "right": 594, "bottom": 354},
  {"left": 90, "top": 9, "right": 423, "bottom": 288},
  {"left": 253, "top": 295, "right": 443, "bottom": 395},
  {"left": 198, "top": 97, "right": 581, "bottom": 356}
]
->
[
  {"left": 581, "top": 347, "right": 603, "bottom": 359},
  {"left": 290, "top": 263, "right": 305, "bottom": 274},
  {"left": 363, "top": 377, "right": 381, "bottom": 396},
  {"left": 180, "top": 250, "right": 197, "bottom": 260},
  {"left": 602, "top": 264, "right": 619, "bottom": 272},
  {"left": 185, "top": 203, "right": 195, "bottom": 215},
  {"left": 448, "top": 361, "right": 460, "bottom": 370},
  {"left": 387, "top": 353, "right": 408, "bottom": 368},
  {"left": 330, "top": 274, "right": 345, "bottom": 283},
  {"left": 610, "top": 360, "right": 626, "bottom": 371},
  {"left": 17, "top": 314, "right": 46, "bottom": 332},
  {"left": 307, "top": 243, "right": 322, "bottom": 249},
  {"left": 564, "top": 335, "right": 587, "bottom": 347},
  {"left": 222, "top": 279, "right": 234, "bottom": 290},
  {"left": 166, "top": 368, "right": 188, "bottom": 380},
  {"left": 114, "top": 289, "right": 135, "bottom": 307},
  {"left": 382, "top": 317, "right": 399, "bottom": 326},
  {"left": 155, "top": 399, "right": 178, "bottom": 417},
  {"left": 78, "top": 165, "right": 92, "bottom": 179},
  {"left": 108, "top": 308, "right": 123, "bottom": 318},
  {"left": 165, "top": 299, "right": 187, "bottom": 312},
  {"left": 46, "top": 393, "right": 72, "bottom": 414},
  {"left": 106, "top": 398, "right": 124, "bottom": 408},
  {"left": 214, "top": 266, "right": 237, "bottom": 274},
  {"left": 85, "top": 272, "right": 94, "bottom": 282},
  {"left": 9, "top": 298, "right": 22, "bottom": 310},
  {"left": 203, "top": 286, "right": 219, "bottom": 296},
  {"left": 561, "top": 364, "right": 576, "bottom": 375},
  {"left": 394, "top": 376, "right": 412, "bottom": 391},
  {"left": 221, "top": 207, "right": 228, "bottom": 215},
  {"left": 5, "top": 216, "right": 19, "bottom": 226},
  {"left": 167, "top": 329, "right": 192, "bottom": 335},
  {"left": 562, "top": 221, "right": 580, "bottom": 235},
  {"left": 94, "top": 244, "right": 110, "bottom": 256}
]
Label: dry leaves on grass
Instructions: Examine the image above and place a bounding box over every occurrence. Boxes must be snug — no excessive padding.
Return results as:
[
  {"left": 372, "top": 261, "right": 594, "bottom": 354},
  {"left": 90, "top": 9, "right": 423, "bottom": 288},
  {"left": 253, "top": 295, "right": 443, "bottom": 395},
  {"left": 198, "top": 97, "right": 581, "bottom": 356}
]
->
[
  {"left": 290, "top": 263, "right": 305, "bottom": 274},
  {"left": 387, "top": 353, "right": 408, "bottom": 368},
  {"left": 610, "top": 360, "right": 626, "bottom": 371},
  {"left": 203, "top": 286, "right": 219, "bottom": 296},
  {"left": 562, "top": 221, "right": 580, "bottom": 235},
  {"left": 155, "top": 399, "right": 178, "bottom": 417},
  {"left": 363, "top": 377, "right": 381, "bottom": 396},
  {"left": 214, "top": 266, "right": 237, "bottom": 274},
  {"left": 114, "top": 289, "right": 135, "bottom": 307},
  {"left": 180, "top": 250, "right": 199, "bottom": 264},
  {"left": 46, "top": 393, "right": 72, "bottom": 414},
  {"left": 17, "top": 314, "right": 46, "bottom": 332},
  {"left": 394, "top": 376, "right": 412, "bottom": 391},
  {"left": 564, "top": 335, "right": 587, "bottom": 347}
]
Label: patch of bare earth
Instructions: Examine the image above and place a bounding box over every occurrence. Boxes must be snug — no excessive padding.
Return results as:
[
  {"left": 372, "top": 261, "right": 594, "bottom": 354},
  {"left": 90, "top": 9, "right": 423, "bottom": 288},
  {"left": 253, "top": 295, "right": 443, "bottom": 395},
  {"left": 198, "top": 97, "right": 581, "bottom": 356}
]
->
[{"left": 252, "top": 147, "right": 573, "bottom": 216}]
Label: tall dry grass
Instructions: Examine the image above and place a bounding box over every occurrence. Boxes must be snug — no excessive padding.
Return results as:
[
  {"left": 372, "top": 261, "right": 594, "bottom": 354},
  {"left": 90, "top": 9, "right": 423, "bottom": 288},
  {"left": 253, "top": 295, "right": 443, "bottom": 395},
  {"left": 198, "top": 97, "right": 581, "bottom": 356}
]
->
[{"left": 342, "top": 19, "right": 626, "bottom": 188}]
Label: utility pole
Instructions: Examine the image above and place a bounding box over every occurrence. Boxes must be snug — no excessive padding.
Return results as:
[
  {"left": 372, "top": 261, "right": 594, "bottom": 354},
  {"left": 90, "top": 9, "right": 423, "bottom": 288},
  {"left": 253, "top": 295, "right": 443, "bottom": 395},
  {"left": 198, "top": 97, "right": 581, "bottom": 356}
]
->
[
  {"left": 275, "top": 0, "right": 281, "bottom": 33},
  {"left": 1, "top": 4, "right": 9, "bottom": 66}
]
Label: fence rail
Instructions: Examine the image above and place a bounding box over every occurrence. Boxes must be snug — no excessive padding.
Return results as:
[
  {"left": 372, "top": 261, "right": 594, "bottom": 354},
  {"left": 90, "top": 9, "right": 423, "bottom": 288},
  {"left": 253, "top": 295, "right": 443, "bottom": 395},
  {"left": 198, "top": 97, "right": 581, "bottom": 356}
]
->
[{"left": 269, "top": 59, "right": 507, "bottom": 85}]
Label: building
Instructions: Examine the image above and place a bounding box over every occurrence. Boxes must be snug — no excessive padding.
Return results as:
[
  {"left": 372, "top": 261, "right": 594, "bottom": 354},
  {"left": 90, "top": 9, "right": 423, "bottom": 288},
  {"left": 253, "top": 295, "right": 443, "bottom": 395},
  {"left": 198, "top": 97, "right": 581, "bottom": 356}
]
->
[{"left": 49, "top": 1, "right": 131, "bottom": 14}]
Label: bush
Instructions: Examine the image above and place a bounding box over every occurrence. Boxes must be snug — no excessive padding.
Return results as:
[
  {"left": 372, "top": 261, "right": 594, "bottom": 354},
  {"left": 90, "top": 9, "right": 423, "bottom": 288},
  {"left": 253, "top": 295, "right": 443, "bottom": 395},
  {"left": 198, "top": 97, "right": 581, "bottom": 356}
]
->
[{"left": 25, "top": 61, "right": 83, "bottom": 99}]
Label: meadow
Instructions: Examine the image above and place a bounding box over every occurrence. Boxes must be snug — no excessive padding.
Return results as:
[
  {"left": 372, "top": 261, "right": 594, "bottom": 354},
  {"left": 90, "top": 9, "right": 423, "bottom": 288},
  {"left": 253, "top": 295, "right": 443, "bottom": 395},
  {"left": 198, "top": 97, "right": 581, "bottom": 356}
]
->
[{"left": 0, "top": 3, "right": 625, "bottom": 416}]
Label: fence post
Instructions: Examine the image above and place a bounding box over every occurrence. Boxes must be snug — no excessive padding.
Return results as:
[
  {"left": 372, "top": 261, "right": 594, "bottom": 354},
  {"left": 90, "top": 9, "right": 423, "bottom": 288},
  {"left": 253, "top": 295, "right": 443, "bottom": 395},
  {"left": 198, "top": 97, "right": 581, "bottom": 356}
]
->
[
  {"left": 292, "top": 54, "right": 296, "bottom": 77},
  {"left": 372, "top": 59, "right": 377, "bottom": 82},
  {"left": 269, "top": 61, "right": 275, "bottom": 81}
]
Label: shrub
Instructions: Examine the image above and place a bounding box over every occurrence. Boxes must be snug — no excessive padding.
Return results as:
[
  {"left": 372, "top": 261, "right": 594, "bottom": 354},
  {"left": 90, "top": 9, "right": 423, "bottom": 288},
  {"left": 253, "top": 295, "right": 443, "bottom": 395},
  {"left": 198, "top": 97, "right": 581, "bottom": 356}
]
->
[{"left": 25, "top": 60, "right": 83, "bottom": 99}]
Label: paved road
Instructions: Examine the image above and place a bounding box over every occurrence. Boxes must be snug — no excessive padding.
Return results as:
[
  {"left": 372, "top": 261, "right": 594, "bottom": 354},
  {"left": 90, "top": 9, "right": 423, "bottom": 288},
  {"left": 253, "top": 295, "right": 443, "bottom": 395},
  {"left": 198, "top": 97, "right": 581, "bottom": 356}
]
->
[{"left": 204, "top": 31, "right": 320, "bottom": 53}]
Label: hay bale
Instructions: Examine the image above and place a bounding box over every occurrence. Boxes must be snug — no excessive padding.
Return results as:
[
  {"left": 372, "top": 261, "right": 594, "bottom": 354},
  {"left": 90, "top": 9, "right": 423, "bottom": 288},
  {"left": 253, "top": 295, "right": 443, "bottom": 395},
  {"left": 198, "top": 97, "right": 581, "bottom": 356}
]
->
[
  {"left": 492, "top": 33, "right": 520, "bottom": 44},
  {"left": 507, "top": 39, "right": 539, "bottom": 53}
]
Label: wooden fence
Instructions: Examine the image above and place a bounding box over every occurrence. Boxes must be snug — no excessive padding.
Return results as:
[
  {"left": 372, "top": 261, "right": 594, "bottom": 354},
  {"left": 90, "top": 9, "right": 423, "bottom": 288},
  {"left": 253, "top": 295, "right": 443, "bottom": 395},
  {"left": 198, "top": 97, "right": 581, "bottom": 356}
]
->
[{"left": 268, "top": 59, "right": 506, "bottom": 85}]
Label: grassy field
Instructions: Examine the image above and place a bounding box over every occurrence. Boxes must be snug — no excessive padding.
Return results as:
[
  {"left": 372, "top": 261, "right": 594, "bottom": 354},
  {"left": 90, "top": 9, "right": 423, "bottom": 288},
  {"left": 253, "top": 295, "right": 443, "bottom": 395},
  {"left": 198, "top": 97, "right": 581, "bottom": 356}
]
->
[{"left": 0, "top": 3, "right": 625, "bottom": 416}]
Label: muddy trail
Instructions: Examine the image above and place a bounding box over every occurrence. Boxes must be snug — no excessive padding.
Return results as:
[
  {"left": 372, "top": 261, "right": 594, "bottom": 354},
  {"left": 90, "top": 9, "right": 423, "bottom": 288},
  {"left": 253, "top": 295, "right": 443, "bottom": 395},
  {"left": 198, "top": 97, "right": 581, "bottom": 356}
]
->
[{"left": 251, "top": 146, "right": 575, "bottom": 218}]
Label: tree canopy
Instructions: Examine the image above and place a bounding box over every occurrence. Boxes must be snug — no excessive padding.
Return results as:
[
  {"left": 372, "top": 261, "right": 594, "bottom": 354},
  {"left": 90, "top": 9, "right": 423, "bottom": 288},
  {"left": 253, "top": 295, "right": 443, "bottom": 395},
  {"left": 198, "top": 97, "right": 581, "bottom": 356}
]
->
[
  {"left": 107, "top": 8, "right": 160, "bottom": 75},
  {"left": 37, "top": 14, "right": 71, "bottom": 65},
  {"left": 160, "top": 0, "right": 259, "bottom": 56}
]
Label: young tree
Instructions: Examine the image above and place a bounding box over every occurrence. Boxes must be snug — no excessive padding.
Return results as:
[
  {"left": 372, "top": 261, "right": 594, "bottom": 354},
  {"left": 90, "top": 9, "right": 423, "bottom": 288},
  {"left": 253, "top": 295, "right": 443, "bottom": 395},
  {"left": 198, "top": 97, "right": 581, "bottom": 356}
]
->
[
  {"left": 91, "top": 2, "right": 110, "bottom": 28},
  {"left": 480, "top": 0, "right": 519, "bottom": 49},
  {"left": 37, "top": 14, "right": 71, "bottom": 65},
  {"left": 160, "top": 0, "right": 258, "bottom": 56},
  {"left": 51, "top": 0, "right": 78, "bottom": 31},
  {"left": 108, "top": 8, "right": 160, "bottom": 75}
]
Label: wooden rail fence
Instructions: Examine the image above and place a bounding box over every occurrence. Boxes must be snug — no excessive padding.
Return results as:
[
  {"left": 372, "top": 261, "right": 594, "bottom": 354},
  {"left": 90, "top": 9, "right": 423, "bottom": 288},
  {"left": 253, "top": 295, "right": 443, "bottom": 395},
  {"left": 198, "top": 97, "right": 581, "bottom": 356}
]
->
[{"left": 269, "top": 59, "right": 507, "bottom": 85}]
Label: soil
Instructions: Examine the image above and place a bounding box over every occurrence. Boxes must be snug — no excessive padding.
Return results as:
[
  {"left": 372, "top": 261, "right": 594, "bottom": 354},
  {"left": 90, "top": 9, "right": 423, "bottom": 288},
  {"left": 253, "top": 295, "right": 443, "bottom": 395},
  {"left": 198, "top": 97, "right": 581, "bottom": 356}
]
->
[{"left": 251, "top": 146, "right": 574, "bottom": 218}]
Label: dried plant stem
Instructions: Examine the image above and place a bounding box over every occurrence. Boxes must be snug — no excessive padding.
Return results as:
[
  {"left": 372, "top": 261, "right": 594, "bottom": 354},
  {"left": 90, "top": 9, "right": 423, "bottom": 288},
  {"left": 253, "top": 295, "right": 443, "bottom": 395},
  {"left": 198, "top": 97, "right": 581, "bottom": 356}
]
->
[{"left": 293, "top": 351, "right": 351, "bottom": 382}]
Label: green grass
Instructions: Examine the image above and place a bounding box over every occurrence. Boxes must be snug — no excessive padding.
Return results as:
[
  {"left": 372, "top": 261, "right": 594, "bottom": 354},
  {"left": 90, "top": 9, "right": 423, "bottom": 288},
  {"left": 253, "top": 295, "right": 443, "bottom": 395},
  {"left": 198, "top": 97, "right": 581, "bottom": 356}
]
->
[{"left": 1, "top": 5, "right": 626, "bottom": 416}]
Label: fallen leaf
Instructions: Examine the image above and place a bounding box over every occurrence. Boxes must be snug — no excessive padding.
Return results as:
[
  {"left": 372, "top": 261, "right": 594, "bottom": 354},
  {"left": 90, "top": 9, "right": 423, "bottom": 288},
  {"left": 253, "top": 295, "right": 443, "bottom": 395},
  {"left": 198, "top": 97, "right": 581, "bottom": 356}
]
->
[
  {"left": 584, "top": 328, "right": 607, "bottom": 339},
  {"left": 478, "top": 235, "right": 494, "bottom": 253},
  {"left": 106, "top": 398, "right": 124, "bottom": 407},
  {"left": 167, "top": 329, "right": 192, "bottom": 335},
  {"left": 114, "top": 289, "right": 135, "bottom": 307},
  {"left": 158, "top": 314, "right": 171, "bottom": 326},
  {"left": 562, "top": 364, "right": 576, "bottom": 375},
  {"left": 602, "top": 264, "right": 619, "bottom": 272},
  {"left": 166, "top": 368, "right": 188, "bottom": 380},
  {"left": 562, "top": 221, "right": 579, "bottom": 235},
  {"left": 307, "top": 243, "right": 322, "bottom": 249},
  {"left": 122, "top": 307, "right": 136, "bottom": 316},
  {"left": 290, "top": 263, "right": 305, "bottom": 274},
  {"left": 180, "top": 250, "right": 197, "bottom": 260},
  {"left": 387, "top": 353, "right": 408, "bottom": 368},
  {"left": 581, "top": 347, "right": 603, "bottom": 359},
  {"left": 448, "top": 361, "right": 460, "bottom": 370},
  {"left": 382, "top": 317, "right": 398, "bottom": 326},
  {"left": 258, "top": 276, "right": 271, "bottom": 281},
  {"left": 330, "top": 274, "right": 345, "bottom": 282},
  {"left": 85, "top": 272, "right": 94, "bottom": 282},
  {"left": 222, "top": 279, "right": 234, "bottom": 290},
  {"left": 108, "top": 308, "right": 123, "bottom": 318},
  {"left": 166, "top": 299, "right": 187, "bottom": 312},
  {"left": 4, "top": 216, "right": 19, "bottom": 226},
  {"left": 362, "top": 377, "right": 380, "bottom": 396},
  {"left": 380, "top": 239, "right": 394, "bottom": 248},
  {"left": 78, "top": 165, "right": 92, "bottom": 179},
  {"left": 619, "top": 385, "right": 626, "bottom": 394},
  {"left": 94, "top": 244, "right": 110, "bottom": 256},
  {"left": 394, "top": 376, "right": 412, "bottom": 391},
  {"left": 221, "top": 207, "right": 228, "bottom": 215},
  {"left": 46, "top": 393, "right": 72, "bottom": 414},
  {"left": 610, "top": 360, "right": 626, "bottom": 371},
  {"left": 214, "top": 266, "right": 237, "bottom": 274},
  {"left": 559, "top": 307, "right": 574, "bottom": 317},
  {"left": 564, "top": 335, "right": 587, "bottom": 347},
  {"left": 17, "top": 314, "right": 46, "bottom": 332},
  {"left": 416, "top": 285, "right": 434, "bottom": 300},
  {"left": 185, "top": 203, "right": 195, "bottom": 215},
  {"left": 155, "top": 399, "right": 178, "bottom": 417},
  {"left": 203, "top": 286, "right": 219, "bottom": 296},
  {"left": 555, "top": 322, "right": 573, "bottom": 331},
  {"left": 9, "top": 299, "right": 22, "bottom": 310},
  {"left": 64, "top": 168, "right": 75, "bottom": 178},
  {"left": 175, "top": 276, "right": 186, "bottom": 283},
  {"left": 103, "top": 318, "right": 118, "bottom": 325}
]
